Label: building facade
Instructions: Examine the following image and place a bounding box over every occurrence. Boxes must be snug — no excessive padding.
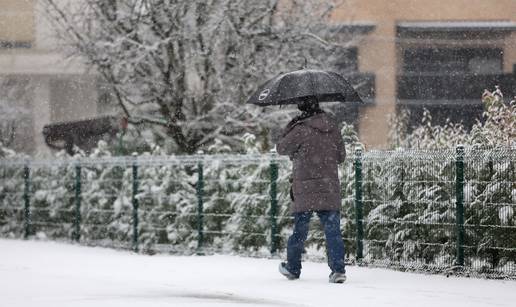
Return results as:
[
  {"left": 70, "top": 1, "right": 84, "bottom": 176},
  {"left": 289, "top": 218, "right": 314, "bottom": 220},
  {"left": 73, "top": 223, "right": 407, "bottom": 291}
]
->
[
  {"left": 1, "top": 0, "right": 515, "bottom": 154},
  {"left": 332, "top": 0, "right": 516, "bottom": 148},
  {"left": 0, "top": 0, "right": 100, "bottom": 155}
]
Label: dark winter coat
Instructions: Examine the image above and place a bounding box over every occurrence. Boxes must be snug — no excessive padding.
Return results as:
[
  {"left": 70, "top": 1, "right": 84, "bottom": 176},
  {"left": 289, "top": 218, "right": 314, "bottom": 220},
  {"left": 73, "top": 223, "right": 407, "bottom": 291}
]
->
[{"left": 277, "top": 113, "right": 345, "bottom": 213}]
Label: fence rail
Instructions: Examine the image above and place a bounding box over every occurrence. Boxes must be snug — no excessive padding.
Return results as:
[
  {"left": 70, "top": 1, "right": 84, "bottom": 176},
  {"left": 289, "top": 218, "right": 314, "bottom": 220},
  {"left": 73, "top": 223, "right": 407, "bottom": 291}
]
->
[{"left": 1, "top": 147, "right": 515, "bottom": 279}]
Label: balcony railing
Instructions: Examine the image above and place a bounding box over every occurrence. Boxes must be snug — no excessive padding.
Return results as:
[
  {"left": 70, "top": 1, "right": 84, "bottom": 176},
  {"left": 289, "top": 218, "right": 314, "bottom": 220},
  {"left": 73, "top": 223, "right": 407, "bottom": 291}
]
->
[{"left": 397, "top": 73, "right": 516, "bottom": 103}]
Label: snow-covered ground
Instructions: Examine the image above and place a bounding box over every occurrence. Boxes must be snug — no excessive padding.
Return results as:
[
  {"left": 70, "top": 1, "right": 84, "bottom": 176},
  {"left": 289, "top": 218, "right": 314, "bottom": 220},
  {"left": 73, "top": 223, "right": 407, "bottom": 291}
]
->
[{"left": 1, "top": 239, "right": 515, "bottom": 307}]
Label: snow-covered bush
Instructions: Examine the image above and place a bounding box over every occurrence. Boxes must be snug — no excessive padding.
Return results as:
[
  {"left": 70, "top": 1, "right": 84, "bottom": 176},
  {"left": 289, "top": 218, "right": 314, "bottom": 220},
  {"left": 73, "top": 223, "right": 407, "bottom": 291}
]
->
[
  {"left": 462, "top": 148, "right": 516, "bottom": 270},
  {"left": 0, "top": 134, "right": 295, "bottom": 254},
  {"left": 0, "top": 142, "right": 21, "bottom": 159},
  {"left": 135, "top": 147, "right": 197, "bottom": 252},
  {"left": 1, "top": 112, "right": 513, "bottom": 275},
  {"left": 363, "top": 150, "right": 456, "bottom": 266},
  {"left": 192, "top": 134, "right": 291, "bottom": 254},
  {"left": 29, "top": 152, "right": 76, "bottom": 240},
  {"left": 471, "top": 88, "right": 516, "bottom": 147},
  {"left": 378, "top": 87, "right": 516, "bottom": 270},
  {"left": 0, "top": 143, "right": 25, "bottom": 237},
  {"left": 390, "top": 87, "right": 515, "bottom": 149}
]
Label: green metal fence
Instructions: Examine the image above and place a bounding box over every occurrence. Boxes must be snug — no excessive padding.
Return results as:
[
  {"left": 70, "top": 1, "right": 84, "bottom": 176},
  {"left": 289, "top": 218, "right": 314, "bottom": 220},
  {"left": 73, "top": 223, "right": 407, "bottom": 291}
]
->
[{"left": 0, "top": 147, "right": 514, "bottom": 278}]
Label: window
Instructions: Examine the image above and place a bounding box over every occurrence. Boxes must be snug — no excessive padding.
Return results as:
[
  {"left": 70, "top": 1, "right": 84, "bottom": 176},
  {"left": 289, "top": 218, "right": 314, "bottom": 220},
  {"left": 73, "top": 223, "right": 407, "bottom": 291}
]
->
[
  {"left": 402, "top": 48, "right": 503, "bottom": 75},
  {"left": 398, "top": 46, "right": 508, "bottom": 130},
  {"left": 0, "top": 40, "right": 32, "bottom": 49}
]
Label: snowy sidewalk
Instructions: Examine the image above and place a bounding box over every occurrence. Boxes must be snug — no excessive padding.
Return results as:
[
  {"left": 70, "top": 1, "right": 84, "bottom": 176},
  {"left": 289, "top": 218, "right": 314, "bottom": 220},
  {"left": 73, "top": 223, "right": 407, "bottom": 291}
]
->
[{"left": 0, "top": 239, "right": 514, "bottom": 307}]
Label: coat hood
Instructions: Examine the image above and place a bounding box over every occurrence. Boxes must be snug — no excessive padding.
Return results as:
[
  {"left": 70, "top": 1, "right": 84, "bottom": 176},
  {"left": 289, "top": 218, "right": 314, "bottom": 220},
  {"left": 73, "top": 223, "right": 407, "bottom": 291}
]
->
[{"left": 301, "top": 113, "right": 338, "bottom": 133}]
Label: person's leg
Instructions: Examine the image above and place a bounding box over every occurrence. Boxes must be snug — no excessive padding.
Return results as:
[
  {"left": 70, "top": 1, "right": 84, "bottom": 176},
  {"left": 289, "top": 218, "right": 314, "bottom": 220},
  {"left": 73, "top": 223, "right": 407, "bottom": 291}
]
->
[
  {"left": 286, "top": 211, "right": 312, "bottom": 276},
  {"left": 317, "top": 210, "right": 345, "bottom": 274}
]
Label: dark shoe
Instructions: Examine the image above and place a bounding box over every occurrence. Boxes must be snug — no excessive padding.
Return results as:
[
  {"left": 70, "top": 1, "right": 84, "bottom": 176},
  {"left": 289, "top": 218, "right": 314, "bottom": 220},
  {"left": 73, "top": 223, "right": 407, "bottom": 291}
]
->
[
  {"left": 329, "top": 271, "right": 346, "bottom": 283},
  {"left": 279, "top": 262, "right": 299, "bottom": 280}
]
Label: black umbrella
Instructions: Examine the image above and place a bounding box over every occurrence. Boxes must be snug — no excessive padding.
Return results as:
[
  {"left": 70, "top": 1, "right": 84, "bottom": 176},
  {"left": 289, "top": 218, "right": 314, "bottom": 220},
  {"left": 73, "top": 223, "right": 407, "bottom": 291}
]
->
[{"left": 246, "top": 69, "right": 363, "bottom": 106}]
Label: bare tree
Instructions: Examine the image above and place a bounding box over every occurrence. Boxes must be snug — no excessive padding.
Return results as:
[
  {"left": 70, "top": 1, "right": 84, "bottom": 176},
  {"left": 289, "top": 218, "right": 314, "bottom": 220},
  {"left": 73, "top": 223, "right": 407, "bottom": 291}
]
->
[{"left": 42, "top": 0, "right": 354, "bottom": 153}]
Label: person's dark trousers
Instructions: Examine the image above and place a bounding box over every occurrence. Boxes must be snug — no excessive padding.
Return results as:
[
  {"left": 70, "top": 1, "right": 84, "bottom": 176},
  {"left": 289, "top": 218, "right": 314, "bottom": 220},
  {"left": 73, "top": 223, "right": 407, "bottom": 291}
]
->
[{"left": 286, "top": 210, "right": 345, "bottom": 277}]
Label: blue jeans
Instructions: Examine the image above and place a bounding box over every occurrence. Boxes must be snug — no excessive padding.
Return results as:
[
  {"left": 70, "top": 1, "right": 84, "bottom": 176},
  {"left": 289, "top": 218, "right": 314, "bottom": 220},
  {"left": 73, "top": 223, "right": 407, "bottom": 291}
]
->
[{"left": 287, "top": 210, "right": 345, "bottom": 276}]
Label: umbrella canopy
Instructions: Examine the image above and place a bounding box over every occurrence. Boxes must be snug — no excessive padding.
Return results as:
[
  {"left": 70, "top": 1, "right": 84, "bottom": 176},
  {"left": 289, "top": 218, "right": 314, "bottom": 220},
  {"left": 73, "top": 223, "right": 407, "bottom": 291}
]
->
[{"left": 246, "top": 69, "right": 363, "bottom": 106}]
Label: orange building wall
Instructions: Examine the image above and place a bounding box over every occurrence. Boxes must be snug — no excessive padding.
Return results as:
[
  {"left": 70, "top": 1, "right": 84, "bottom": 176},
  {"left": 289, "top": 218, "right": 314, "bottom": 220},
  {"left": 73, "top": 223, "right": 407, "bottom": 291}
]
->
[
  {"left": 0, "top": 0, "right": 34, "bottom": 44},
  {"left": 332, "top": 0, "right": 516, "bottom": 148}
]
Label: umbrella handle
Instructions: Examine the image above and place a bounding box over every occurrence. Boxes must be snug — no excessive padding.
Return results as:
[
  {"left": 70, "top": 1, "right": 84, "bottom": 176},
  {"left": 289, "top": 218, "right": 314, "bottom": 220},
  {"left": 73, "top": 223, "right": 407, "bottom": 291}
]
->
[{"left": 302, "top": 57, "right": 308, "bottom": 69}]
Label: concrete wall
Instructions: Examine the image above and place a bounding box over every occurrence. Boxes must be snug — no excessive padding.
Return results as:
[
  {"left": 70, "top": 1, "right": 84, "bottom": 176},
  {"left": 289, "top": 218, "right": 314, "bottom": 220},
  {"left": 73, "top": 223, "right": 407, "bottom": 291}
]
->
[
  {"left": 0, "top": 0, "right": 98, "bottom": 156},
  {"left": 332, "top": 0, "right": 516, "bottom": 148}
]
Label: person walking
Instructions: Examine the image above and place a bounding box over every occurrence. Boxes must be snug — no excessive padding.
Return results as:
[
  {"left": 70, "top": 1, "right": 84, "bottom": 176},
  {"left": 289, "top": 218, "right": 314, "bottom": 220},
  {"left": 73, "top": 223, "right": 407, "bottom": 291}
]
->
[{"left": 276, "top": 97, "right": 347, "bottom": 284}]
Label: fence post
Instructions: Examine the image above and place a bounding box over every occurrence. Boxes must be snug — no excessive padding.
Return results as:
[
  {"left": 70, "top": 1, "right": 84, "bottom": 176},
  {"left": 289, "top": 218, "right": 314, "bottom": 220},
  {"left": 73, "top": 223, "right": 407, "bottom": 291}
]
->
[
  {"left": 455, "top": 145, "right": 465, "bottom": 266},
  {"left": 196, "top": 151, "right": 204, "bottom": 253},
  {"left": 73, "top": 163, "right": 82, "bottom": 242},
  {"left": 23, "top": 163, "right": 31, "bottom": 239},
  {"left": 354, "top": 147, "right": 364, "bottom": 261},
  {"left": 132, "top": 154, "right": 139, "bottom": 252},
  {"left": 269, "top": 150, "right": 279, "bottom": 255}
]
